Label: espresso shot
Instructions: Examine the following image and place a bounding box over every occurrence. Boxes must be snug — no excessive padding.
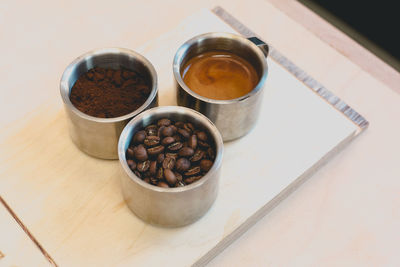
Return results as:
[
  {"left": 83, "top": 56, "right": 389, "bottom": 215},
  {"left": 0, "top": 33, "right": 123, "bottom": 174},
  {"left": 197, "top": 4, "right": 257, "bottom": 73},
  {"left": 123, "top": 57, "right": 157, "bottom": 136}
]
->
[{"left": 181, "top": 51, "right": 259, "bottom": 100}]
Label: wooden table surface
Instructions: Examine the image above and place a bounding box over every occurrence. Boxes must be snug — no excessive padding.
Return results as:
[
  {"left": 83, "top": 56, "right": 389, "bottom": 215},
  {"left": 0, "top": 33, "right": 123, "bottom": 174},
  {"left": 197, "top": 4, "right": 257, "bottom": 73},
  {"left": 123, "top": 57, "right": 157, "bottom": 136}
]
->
[{"left": 1, "top": 0, "right": 399, "bottom": 266}]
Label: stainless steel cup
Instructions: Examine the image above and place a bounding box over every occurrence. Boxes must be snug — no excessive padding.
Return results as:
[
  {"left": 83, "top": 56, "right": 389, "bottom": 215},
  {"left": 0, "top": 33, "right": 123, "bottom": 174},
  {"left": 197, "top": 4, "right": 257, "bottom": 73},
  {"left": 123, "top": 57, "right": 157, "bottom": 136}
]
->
[
  {"left": 118, "top": 106, "right": 223, "bottom": 227},
  {"left": 173, "top": 33, "right": 269, "bottom": 141},
  {"left": 60, "top": 48, "right": 158, "bottom": 159}
]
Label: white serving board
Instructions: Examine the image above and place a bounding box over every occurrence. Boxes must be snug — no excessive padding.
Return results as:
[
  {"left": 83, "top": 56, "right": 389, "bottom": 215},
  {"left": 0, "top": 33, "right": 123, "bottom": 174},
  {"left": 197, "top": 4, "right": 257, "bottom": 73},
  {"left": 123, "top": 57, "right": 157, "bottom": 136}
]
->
[{"left": 0, "top": 9, "right": 366, "bottom": 267}]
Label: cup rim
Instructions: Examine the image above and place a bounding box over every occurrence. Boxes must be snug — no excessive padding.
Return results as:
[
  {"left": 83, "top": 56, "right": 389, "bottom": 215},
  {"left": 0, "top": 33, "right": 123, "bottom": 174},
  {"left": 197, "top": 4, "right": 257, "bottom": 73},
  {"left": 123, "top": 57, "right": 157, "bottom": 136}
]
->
[
  {"left": 172, "top": 32, "right": 268, "bottom": 104},
  {"left": 60, "top": 47, "right": 158, "bottom": 123},
  {"left": 118, "top": 106, "right": 224, "bottom": 193}
]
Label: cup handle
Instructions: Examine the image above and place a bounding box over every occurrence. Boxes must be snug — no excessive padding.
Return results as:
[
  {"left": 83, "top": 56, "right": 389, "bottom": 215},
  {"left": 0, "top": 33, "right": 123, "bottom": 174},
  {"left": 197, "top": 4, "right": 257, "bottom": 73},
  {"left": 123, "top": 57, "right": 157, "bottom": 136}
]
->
[{"left": 248, "top": 37, "right": 269, "bottom": 58}]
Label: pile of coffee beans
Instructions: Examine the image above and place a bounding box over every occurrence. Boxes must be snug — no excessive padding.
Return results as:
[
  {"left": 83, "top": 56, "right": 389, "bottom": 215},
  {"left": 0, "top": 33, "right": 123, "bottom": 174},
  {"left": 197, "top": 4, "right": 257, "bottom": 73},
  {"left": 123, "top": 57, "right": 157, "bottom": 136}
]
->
[{"left": 125, "top": 118, "right": 215, "bottom": 188}]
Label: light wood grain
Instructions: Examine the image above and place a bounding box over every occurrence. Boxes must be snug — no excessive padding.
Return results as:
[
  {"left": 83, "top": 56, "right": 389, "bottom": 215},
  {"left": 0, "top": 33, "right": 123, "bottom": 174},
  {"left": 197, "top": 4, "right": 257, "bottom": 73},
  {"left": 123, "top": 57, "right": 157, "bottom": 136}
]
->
[{"left": 0, "top": 198, "right": 52, "bottom": 267}]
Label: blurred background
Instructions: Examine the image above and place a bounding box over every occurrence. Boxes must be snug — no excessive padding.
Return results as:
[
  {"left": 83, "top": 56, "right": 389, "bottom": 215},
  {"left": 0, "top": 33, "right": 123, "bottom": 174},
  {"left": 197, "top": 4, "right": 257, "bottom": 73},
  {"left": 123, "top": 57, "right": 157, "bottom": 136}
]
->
[{"left": 298, "top": 0, "right": 400, "bottom": 72}]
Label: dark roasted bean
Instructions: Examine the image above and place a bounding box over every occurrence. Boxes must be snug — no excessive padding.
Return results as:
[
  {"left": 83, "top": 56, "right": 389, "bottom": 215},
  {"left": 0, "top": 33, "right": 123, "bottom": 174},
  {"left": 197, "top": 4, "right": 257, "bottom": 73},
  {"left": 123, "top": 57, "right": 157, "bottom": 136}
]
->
[
  {"left": 145, "top": 124, "right": 158, "bottom": 136},
  {"left": 198, "top": 140, "right": 210, "bottom": 148},
  {"left": 170, "top": 125, "right": 177, "bottom": 134},
  {"left": 188, "top": 134, "right": 197, "bottom": 150},
  {"left": 162, "top": 126, "right": 174, "bottom": 137},
  {"left": 157, "top": 181, "right": 169, "bottom": 188},
  {"left": 190, "top": 149, "right": 204, "bottom": 162},
  {"left": 165, "top": 153, "right": 178, "bottom": 159},
  {"left": 162, "top": 136, "right": 175, "bottom": 146},
  {"left": 164, "top": 169, "right": 177, "bottom": 186},
  {"left": 144, "top": 136, "right": 160, "bottom": 147},
  {"left": 147, "top": 145, "right": 164, "bottom": 156},
  {"left": 137, "top": 160, "right": 150, "bottom": 172},
  {"left": 200, "top": 159, "right": 213, "bottom": 172},
  {"left": 162, "top": 156, "right": 175, "bottom": 169},
  {"left": 168, "top": 142, "right": 183, "bottom": 151},
  {"left": 134, "top": 145, "right": 148, "bottom": 161},
  {"left": 126, "top": 117, "right": 215, "bottom": 188},
  {"left": 150, "top": 177, "right": 158, "bottom": 185},
  {"left": 132, "top": 130, "right": 146, "bottom": 144},
  {"left": 149, "top": 161, "right": 157, "bottom": 176},
  {"left": 178, "top": 128, "right": 190, "bottom": 139},
  {"left": 176, "top": 158, "right": 190, "bottom": 172},
  {"left": 184, "top": 166, "right": 201, "bottom": 176},
  {"left": 197, "top": 131, "right": 207, "bottom": 142},
  {"left": 178, "top": 147, "right": 194, "bottom": 157},
  {"left": 126, "top": 148, "right": 135, "bottom": 158},
  {"left": 175, "top": 121, "right": 184, "bottom": 128},
  {"left": 127, "top": 159, "right": 136, "bottom": 170},
  {"left": 156, "top": 167, "right": 164, "bottom": 179},
  {"left": 174, "top": 172, "right": 183, "bottom": 182},
  {"left": 184, "top": 175, "right": 202, "bottom": 184},
  {"left": 157, "top": 118, "right": 171, "bottom": 127},
  {"left": 134, "top": 170, "right": 142, "bottom": 178},
  {"left": 207, "top": 147, "right": 215, "bottom": 160},
  {"left": 157, "top": 153, "right": 165, "bottom": 164},
  {"left": 185, "top": 122, "right": 195, "bottom": 132}
]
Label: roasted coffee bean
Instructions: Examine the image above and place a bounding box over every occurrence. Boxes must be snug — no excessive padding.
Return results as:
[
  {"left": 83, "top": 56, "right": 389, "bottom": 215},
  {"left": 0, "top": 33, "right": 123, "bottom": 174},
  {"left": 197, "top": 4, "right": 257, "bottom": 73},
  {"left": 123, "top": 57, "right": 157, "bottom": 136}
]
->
[
  {"left": 127, "top": 159, "right": 136, "bottom": 170},
  {"left": 162, "top": 136, "right": 175, "bottom": 146},
  {"left": 126, "top": 117, "right": 216, "bottom": 188},
  {"left": 157, "top": 153, "right": 165, "bottom": 164},
  {"left": 177, "top": 181, "right": 185, "bottom": 187},
  {"left": 150, "top": 177, "right": 159, "bottom": 185},
  {"left": 157, "top": 126, "right": 165, "bottom": 137},
  {"left": 157, "top": 118, "right": 171, "bottom": 127},
  {"left": 165, "top": 153, "right": 178, "bottom": 159},
  {"left": 184, "top": 122, "right": 195, "bottom": 133},
  {"left": 178, "top": 147, "right": 194, "bottom": 157},
  {"left": 168, "top": 142, "right": 183, "bottom": 151},
  {"left": 162, "top": 156, "right": 175, "bottom": 169},
  {"left": 190, "top": 149, "right": 204, "bottom": 162},
  {"left": 149, "top": 161, "right": 157, "bottom": 176},
  {"left": 170, "top": 125, "right": 177, "bottom": 134},
  {"left": 126, "top": 148, "right": 135, "bottom": 158},
  {"left": 156, "top": 167, "right": 164, "bottom": 179},
  {"left": 164, "top": 169, "right": 177, "bottom": 186},
  {"left": 137, "top": 160, "right": 150, "bottom": 172},
  {"left": 178, "top": 128, "right": 190, "bottom": 139},
  {"left": 134, "top": 145, "right": 148, "bottom": 161},
  {"left": 144, "top": 136, "right": 160, "bottom": 147},
  {"left": 207, "top": 147, "right": 215, "bottom": 160},
  {"left": 200, "top": 159, "right": 213, "bottom": 172},
  {"left": 172, "top": 134, "right": 181, "bottom": 142},
  {"left": 188, "top": 134, "right": 197, "bottom": 150},
  {"left": 197, "top": 131, "right": 207, "bottom": 142},
  {"left": 184, "top": 175, "right": 202, "bottom": 184},
  {"left": 134, "top": 170, "right": 142, "bottom": 178},
  {"left": 145, "top": 125, "right": 158, "bottom": 136},
  {"left": 132, "top": 130, "right": 146, "bottom": 144},
  {"left": 157, "top": 181, "right": 169, "bottom": 188},
  {"left": 175, "top": 121, "right": 184, "bottom": 128},
  {"left": 184, "top": 166, "right": 201, "bottom": 177},
  {"left": 198, "top": 140, "right": 210, "bottom": 148},
  {"left": 176, "top": 158, "right": 190, "bottom": 172},
  {"left": 161, "top": 126, "right": 174, "bottom": 137},
  {"left": 174, "top": 172, "right": 183, "bottom": 182},
  {"left": 147, "top": 145, "right": 164, "bottom": 156}
]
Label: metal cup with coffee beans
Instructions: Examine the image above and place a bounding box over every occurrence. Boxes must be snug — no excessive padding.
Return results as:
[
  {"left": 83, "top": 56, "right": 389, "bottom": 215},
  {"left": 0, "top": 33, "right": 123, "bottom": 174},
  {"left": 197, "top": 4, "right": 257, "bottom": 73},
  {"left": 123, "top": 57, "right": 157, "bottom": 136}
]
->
[{"left": 126, "top": 118, "right": 215, "bottom": 188}]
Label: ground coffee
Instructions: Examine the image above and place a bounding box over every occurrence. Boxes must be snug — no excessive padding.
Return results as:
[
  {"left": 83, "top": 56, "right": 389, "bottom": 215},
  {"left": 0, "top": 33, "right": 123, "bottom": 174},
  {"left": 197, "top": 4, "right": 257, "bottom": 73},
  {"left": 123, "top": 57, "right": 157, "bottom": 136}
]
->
[
  {"left": 70, "top": 67, "right": 151, "bottom": 118},
  {"left": 126, "top": 118, "right": 216, "bottom": 188}
]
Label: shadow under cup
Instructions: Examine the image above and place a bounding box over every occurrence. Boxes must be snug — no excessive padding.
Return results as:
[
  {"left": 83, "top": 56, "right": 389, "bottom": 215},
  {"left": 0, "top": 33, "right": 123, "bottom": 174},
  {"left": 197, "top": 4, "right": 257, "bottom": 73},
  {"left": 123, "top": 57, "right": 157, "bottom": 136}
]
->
[{"left": 173, "top": 33, "right": 269, "bottom": 141}]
